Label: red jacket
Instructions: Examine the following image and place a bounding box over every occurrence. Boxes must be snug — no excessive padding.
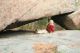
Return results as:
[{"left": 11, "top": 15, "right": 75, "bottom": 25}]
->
[{"left": 46, "top": 24, "right": 55, "bottom": 33}]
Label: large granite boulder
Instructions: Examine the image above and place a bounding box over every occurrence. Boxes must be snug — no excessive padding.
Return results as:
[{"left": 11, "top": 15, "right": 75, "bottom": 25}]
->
[{"left": 0, "top": 0, "right": 75, "bottom": 31}]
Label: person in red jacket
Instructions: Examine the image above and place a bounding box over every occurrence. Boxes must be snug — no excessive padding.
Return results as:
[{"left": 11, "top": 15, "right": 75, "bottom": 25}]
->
[{"left": 46, "top": 20, "right": 55, "bottom": 33}]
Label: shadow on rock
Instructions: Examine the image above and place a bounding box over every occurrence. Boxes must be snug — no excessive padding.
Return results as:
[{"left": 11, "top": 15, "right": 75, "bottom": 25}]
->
[{"left": 0, "top": 30, "right": 35, "bottom": 38}]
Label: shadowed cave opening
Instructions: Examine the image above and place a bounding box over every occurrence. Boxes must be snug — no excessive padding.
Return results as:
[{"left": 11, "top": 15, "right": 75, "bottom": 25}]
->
[
  {"left": 51, "top": 12, "right": 75, "bottom": 30},
  {"left": 0, "top": 12, "right": 75, "bottom": 34}
]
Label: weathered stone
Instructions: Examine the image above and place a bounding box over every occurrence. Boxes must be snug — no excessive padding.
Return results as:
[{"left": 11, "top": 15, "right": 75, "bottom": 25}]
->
[
  {"left": 51, "top": 13, "right": 74, "bottom": 29},
  {"left": 0, "top": 0, "right": 75, "bottom": 31},
  {"left": 51, "top": 10, "right": 80, "bottom": 30},
  {"left": 55, "top": 10, "right": 80, "bottom": 30},
  {"left": 75, "top": 0, "right": 80, "bottom": 10},
  {"left": 66, "top": 10, "right": 80, "bottom": 29},
  {"left": 0, "top": 30, "right": 80, "bottom": 53}
]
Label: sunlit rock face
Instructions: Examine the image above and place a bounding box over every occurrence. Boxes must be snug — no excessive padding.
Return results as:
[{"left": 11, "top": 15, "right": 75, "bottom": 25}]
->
[
  {"left": 0, "top": 0, "right": 75, "bottom": 31},
  {"left": 75, "top": 0, "right": 80, "bottom": 10}
]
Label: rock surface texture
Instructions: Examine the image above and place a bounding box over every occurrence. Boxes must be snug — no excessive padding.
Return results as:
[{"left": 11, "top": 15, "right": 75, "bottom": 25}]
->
[
  {"left": 0, "top": 30, "right": 80, "bottom": 53},
  {"left": 0, "top": 0, "right": 75, "bottom": 31},
  {"left": 65, "top": 10, "right": 80, "bottom": 29},
  {"left": 33, "top": 42, "right": 57, "bottom": 53}
]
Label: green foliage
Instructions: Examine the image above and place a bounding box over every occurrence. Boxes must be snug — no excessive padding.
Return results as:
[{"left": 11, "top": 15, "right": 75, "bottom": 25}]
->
[
  {"left": 19, "top": 17, "right": 48, "bottom": 30},
  {"left": 36, "top": 18, "right": 48, "bottom": 29}
]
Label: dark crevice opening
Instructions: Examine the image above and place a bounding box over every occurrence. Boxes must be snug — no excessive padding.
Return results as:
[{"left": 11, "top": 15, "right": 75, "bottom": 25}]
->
[{"left": 51, "top": 12, "right": 75, "bottom": 29}]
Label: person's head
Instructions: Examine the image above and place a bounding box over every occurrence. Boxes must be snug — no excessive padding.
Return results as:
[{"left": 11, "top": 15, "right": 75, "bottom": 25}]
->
[{"left": 49, "top": 20, "right": 54, "bottom": 25}]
